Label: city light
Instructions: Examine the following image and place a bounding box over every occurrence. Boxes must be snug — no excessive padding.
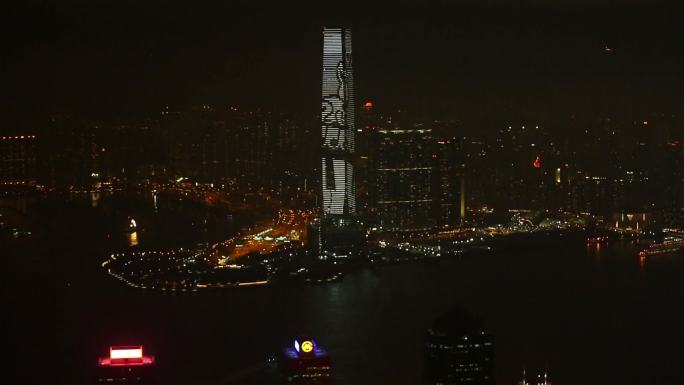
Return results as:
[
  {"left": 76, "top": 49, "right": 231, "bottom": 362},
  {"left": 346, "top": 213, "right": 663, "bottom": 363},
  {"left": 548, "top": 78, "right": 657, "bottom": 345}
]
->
[
  {"left": 110, "top": 346, "right": 143, "bottom": 359},
  {"left": 301, "top": 340, "right": 314, "bottom": 353},
  {"left": 5, "top": 8, "right": 683, "bottom": 385}
]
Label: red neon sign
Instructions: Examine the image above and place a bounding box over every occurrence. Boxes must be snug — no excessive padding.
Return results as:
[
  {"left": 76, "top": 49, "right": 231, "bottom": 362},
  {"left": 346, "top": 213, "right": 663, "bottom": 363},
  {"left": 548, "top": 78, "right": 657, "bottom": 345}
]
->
[
  {"left": 99, "top": 345, "right": 155, "bottom": 367},
  {"left": 110, "top": 346, "right": 143, "bottom": 359}
]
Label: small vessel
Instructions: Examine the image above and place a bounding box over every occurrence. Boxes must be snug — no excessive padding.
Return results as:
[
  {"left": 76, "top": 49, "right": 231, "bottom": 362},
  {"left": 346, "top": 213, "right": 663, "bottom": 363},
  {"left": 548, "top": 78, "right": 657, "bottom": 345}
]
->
[{"left": 638, "top": 236, "right": 684, "bottom": 258}]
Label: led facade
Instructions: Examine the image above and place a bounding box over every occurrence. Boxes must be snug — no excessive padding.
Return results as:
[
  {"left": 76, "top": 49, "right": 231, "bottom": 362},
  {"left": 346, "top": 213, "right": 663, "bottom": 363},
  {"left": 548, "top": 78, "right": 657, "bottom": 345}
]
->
[{"left": 321, "top": 28, "right": 355, "bottom": 216}]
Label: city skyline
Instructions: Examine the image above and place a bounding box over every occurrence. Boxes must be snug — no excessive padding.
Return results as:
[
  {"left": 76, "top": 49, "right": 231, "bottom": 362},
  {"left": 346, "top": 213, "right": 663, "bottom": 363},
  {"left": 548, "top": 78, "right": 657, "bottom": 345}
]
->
[
  {"left": 3, "top": 1, "right": 684, "bottom": 127},
  {"left": 4, "top": 3, "right": 684, "bottom": 385}
]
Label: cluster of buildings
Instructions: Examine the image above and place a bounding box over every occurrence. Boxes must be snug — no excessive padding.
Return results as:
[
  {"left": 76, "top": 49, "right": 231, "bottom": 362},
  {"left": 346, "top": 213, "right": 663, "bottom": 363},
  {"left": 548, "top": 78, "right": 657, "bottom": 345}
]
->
[
  {"left": 460, "top": 116, "right": 684, "bottom": 229},
  {"left": 2, "top": 27, "right": 683, "bottom": 239},
  {"left": 3, "top": 108, "right": 313, "bottom": 193},
  {"left": 96, "top": 308, "right": 549, "bottom": 385}
]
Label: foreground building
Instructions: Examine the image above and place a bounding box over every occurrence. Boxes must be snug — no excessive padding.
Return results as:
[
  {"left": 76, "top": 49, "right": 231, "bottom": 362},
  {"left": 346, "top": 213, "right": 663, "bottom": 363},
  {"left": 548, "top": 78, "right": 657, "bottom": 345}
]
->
[
  {"left": 280, "top": 338, "right": 332, "bottom": 385},
  {"left": 425, "top": 307, "right": 494, "bottom": 385}
]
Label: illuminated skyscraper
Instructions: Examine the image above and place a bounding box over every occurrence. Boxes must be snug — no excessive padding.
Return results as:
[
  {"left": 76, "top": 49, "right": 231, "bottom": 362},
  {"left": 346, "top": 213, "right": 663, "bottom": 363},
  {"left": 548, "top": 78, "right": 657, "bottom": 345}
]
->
[
  {"left": 321, "top": 27, "right": 355, "bottom": 216},
  {"left": 319, "top": 27, "right": 362, "bottom": 258}
]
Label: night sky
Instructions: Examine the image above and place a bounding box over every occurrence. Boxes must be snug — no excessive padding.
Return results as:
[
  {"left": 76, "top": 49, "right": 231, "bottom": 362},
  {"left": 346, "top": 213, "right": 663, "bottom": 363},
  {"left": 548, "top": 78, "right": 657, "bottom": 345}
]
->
[{"left": 3, "top": 0, "right": 684, "bottom": 126}]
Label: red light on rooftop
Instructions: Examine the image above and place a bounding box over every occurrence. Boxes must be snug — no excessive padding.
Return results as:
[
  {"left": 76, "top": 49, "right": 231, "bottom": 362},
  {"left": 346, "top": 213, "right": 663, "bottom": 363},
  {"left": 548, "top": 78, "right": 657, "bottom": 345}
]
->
[
  {"left": 363, "top": 101, "right": 373, "bottom": 109},
  {"left": 533, "top": 156, "right": 541, "bottom": 169}
]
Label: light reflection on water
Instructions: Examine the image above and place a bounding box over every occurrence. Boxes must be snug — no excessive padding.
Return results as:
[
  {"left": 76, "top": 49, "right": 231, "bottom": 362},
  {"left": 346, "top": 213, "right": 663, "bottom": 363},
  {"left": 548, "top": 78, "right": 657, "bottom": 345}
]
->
[
  {"left": 90, "top": 191, "right": 101, "bottom": 207},
  {"left": 10, "top": 193, "right": 684, "bottom": 385}
]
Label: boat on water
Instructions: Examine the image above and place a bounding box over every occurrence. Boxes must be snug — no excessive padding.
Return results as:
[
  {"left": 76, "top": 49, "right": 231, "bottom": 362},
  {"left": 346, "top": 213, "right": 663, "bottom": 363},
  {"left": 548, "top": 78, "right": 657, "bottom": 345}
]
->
[
  {"left": 586, "top": 235, "right": 609, "bottom": 244},
  {"left": 638, "top": 236, "right": 684, "bottom": 257}
]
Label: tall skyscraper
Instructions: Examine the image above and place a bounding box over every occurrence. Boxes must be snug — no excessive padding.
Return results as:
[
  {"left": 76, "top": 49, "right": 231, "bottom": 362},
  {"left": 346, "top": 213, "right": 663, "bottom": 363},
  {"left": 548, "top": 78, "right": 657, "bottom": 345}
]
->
[
  {"left": 435, "top": 137, "right": 466, "bottom": 227},
  {"left": 319, "top": 27, "right": 362, "bottom": 258},
  {"left": 371, "top": 125, "right": 435, "bottom": 232},
  {"left": 321, "top": 27, "right": 355, "bottom": 216}
]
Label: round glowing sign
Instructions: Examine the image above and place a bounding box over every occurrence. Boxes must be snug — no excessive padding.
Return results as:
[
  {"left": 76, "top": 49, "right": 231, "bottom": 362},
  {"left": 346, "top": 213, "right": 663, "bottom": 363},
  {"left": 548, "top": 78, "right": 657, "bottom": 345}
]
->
[{"left": 301, "top": 340, "right": 314, "bottom": 353}]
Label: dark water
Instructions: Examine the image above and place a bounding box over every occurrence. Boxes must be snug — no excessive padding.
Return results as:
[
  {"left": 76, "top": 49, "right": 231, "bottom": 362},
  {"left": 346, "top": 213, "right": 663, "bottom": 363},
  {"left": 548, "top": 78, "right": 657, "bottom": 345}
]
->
[{"left": 5, "top": 195, "right": 684, "bottom": 385}]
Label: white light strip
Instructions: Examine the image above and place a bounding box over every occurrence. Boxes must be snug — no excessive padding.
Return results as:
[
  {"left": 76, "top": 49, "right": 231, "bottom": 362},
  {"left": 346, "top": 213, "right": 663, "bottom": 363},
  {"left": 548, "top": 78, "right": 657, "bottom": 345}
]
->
[{"left": 110, "top": 347, "right": 143, "bottom": 359}]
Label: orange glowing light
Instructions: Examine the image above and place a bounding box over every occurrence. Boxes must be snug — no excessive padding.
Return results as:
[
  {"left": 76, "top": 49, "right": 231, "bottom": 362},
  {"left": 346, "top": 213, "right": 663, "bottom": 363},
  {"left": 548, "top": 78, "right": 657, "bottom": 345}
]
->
[
  {"left": 363, "top": 101, "right": 373, "bottom": 109},
  {"left": 110, "top": 346, "right": 143, "bottom": 359}
]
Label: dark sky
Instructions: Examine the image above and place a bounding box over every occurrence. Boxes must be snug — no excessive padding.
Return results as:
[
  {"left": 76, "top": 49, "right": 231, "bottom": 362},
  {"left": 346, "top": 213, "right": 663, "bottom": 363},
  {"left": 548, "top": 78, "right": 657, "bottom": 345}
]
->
[{"left": 3, "top": 0, "right": 684, "bottom": 126}]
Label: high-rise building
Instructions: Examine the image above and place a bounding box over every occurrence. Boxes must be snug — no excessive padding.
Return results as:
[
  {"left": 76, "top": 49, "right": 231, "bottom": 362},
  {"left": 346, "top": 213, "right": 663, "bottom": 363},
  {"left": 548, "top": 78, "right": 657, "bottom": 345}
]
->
[
  {"left": 319, "top": 27, "right": 362, "bottom": 258},
  {"left": 321, "top": 27, "right": 355, "bottom": 216},
  {"left": 425, "top": 306, "right": 495, "bottom": 385},
  {"left": 0, "top": 134, "right": 37, "bottom": 187},
  {"left": 371, "top": 125, "right": 434, "bottom": 232},
  {"left": 40, "top": 115, "right": 99, "bottom": 188},
  {"left": 435, "top": 137, "right": 466, "bottom": 227}
]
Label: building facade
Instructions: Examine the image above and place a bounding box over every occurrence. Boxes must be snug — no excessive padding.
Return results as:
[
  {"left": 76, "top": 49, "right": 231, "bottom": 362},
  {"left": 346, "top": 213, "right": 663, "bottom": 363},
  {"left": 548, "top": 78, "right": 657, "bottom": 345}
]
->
[
  {"left": 435, "top": 137, "right": 466, "bottom": 227},
  {"left": 425, "top": 307, "right": 495, "bottom": 385},
  {"left": 321, "top": 27, "right": 355, "bottom": 217},
  {"left": 319, "top": 27, "right": 362, "bottom": 257},
  {"left": 0, "top": 134, "right": 37, "bottom": 186},
  {"left": 372, "top": 126, "right": 434, "bottom": 232}
]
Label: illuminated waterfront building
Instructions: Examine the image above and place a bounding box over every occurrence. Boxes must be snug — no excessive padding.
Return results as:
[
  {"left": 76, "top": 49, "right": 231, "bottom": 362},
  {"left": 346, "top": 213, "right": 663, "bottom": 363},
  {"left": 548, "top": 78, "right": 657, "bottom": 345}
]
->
[
  {"left": 280, "top": 339, "right": 332, "bottom": 385},
  {"left": 425, "top": 307, "right": 494, "bottom": 385},
  {"left": 321, "top": 27, "right": 355, "bottom": 216},
  {"left": 371, "top": 125, "right": 434, "bottom": 232},
  {"left": 435, "top": 137, "right": 466, "bottom": 227},
  {"left": 319, "top": 27, "right": 362, "bottom": 257}
]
